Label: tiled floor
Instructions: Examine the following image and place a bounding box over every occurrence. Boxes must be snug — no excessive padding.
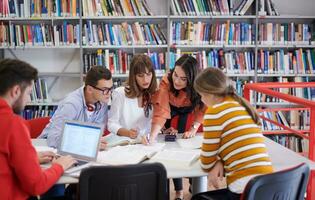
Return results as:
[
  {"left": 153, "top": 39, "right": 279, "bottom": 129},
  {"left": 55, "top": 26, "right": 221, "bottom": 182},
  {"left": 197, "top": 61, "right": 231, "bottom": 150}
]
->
[{"left": 169, "top": 177, "right": 227, "bottom": 200}]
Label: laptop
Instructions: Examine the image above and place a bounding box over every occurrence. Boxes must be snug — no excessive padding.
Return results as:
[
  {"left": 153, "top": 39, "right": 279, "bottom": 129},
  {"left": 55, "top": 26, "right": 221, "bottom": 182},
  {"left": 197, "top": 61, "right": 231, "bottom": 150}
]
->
[{"left": 57, "top": 120, "right": 104, "bottom": 174}]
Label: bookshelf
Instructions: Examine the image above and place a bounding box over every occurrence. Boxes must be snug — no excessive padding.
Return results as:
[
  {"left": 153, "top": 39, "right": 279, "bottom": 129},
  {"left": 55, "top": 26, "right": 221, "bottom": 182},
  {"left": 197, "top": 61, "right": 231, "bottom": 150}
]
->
[{"left": 0, "top": 0, "right": 314, "bottom": 113}]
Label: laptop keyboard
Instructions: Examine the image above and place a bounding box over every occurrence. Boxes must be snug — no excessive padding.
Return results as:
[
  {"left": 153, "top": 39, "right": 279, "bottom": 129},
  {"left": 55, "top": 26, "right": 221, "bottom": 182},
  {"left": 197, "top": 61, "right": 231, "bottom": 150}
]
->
[
  {"left": 75, "top": 160, "right": 88, "bottom": 166},
  {"left": 64, "top": 161, "right": 91, "bottom": 174}
]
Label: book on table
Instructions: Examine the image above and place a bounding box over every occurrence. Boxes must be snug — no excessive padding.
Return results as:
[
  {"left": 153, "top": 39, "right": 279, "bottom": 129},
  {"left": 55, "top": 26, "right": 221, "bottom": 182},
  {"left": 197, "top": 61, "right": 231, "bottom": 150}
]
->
[
  {"left": 104, "top": 133, "right": 141, "bottom": 147},
  {"left": 97, "top": 143, "right": 165, "bottom": 165},
  {"left": 149, "top": 148, "right": 200, "bottom": 168}
]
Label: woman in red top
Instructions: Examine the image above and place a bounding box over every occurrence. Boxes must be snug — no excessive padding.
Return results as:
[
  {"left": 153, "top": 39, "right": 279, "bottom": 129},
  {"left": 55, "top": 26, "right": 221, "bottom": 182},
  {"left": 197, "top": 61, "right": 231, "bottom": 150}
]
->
[{"left": 144, "top": 54, "right": 206, "bottom": 200}]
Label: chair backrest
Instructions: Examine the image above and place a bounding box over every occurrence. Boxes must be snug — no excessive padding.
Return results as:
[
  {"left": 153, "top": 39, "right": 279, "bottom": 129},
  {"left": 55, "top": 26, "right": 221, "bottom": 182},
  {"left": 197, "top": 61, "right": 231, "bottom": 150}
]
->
[
  {"left": 25, "top": 117, "right": 50, "bottom": 138},
  {"left": 79, "top": 163, "right": 168, "bottom": 200},
  {"left": 241, "top": 163, "right": 310, "bottom": 200}
]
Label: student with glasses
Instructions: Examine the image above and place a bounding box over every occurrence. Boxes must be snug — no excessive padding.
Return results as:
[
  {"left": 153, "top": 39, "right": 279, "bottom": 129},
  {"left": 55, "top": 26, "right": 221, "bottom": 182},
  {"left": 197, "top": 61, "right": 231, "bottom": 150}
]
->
[
  {"left": 143, "top": 54, "right": 207, "bottom": 200},
  {"left": 108, "top": 54, "right": 157, "bottom": 140},
  {"left": 39, "top": 66, "right": 113, "bottom": 150}
]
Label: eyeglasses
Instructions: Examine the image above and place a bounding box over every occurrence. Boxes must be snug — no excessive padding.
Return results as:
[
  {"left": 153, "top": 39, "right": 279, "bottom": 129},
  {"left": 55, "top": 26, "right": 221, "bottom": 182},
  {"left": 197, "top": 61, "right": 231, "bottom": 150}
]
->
[{"left": 90, "top": 85, "right": 113, "bottom": 95}]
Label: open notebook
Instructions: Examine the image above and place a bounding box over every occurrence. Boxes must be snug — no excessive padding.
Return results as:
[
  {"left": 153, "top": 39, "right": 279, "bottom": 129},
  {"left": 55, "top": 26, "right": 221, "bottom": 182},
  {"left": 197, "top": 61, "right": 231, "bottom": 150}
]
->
[
  {"left": 97, "top": 143, "right": 165, "bottom": 165},
  {"left": 104, "top": 133, "right": 141, "bottom": 147},
  {"left": 150, "top": 148, "right": 200, "bottom": 168}
]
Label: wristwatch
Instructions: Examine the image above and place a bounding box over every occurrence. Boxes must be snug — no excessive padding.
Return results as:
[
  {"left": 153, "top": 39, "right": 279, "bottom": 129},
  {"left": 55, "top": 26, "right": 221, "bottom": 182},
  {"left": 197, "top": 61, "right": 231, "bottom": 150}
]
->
[{"left": 191, "top": 123, "right": 199, "bottom": 130}]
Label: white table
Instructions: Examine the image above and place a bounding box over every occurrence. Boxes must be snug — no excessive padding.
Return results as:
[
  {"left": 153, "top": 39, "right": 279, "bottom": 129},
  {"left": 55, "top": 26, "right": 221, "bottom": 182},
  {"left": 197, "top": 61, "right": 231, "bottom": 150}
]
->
[{"left": 33, "top": 136, "right": 315, "bottom": 196}]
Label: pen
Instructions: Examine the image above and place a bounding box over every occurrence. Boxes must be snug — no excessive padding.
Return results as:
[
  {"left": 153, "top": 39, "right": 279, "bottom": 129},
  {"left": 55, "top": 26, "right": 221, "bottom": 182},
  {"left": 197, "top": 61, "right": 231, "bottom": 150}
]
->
[{"left": 146, "top": 134, "right": 150, "bottom": 144}]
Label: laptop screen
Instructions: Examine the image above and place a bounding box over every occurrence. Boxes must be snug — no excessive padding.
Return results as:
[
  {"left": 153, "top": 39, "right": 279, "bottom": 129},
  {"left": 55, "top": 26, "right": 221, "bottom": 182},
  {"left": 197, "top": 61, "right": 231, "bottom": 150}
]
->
[{"left": 58, "top": 121, "right": 103, "bottom": 161}]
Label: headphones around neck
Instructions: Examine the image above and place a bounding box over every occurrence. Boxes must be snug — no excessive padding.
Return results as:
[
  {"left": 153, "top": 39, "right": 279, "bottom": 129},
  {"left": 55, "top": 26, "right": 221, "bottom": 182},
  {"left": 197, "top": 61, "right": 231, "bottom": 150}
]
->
[{"left": 86, "top": 101, "right": 101, "bottom": 112}]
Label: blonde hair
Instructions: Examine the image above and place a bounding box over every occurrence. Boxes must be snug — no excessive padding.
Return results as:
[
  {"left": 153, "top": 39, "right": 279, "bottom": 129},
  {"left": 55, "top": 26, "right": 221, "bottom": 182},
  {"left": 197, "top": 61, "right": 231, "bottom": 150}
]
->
[{"left": 194, "top": 67, "right": 260, "bottom": 125}]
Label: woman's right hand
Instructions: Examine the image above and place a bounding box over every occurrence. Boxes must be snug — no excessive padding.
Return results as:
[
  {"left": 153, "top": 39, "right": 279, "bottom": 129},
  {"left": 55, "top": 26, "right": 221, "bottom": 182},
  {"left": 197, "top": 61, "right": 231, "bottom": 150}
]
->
[
  {"left": 141, "top": 135, "right": 149, "bottom": 145},
  {"left": 163, "top": 127, "right": 178, "bottom": 135},
  {"left": 141, "top": 135, "right": 157, "bottom": 145},
  {"left": 53, "top": 155, "right": 77, "bottom": 171}
]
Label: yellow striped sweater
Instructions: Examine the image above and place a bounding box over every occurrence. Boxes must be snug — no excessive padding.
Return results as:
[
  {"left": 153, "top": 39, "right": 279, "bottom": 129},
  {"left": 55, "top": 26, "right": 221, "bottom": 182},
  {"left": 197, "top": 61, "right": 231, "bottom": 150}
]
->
[{"left": 200, "top": 96, "right": 273, "bottom": 187}]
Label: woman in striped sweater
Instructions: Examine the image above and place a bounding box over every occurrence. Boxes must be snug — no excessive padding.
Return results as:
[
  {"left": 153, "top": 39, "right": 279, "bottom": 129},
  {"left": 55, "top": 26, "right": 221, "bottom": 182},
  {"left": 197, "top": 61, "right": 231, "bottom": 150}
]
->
[{"left": 193, "top": 67, "right": 273, "bottom": 199}]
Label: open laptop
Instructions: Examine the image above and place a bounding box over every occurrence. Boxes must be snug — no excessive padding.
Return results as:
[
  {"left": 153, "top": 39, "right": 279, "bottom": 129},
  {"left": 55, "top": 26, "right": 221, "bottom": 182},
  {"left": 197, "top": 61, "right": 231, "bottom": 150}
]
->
[{"left": 57, "top": 120, "right": 104, "bottom": 174}]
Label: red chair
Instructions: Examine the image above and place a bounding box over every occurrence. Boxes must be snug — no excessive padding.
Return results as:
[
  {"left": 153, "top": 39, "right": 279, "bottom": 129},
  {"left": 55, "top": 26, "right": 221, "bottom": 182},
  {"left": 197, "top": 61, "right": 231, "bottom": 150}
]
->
[
  {"left": 25, "top": 117, "right": 50, "bottom": 138},
  {"left": 24, "top": 117, "right": 110, "bottom": 138}
]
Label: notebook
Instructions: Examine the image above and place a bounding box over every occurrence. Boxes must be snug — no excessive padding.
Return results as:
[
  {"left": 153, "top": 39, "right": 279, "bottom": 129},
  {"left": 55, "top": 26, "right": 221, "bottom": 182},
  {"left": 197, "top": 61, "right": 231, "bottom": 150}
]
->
[
  {"left": 97, "top": 143, "right": 165, "bottom": 165},
  {"left": 104, "top": 133, "right": 140, "bottom": 147},
  {"left": 57, "top": 120, "right": 104, "bottom": 174},
  {"left": 149, "top": 148, "right": 200, "bottom": 169}
]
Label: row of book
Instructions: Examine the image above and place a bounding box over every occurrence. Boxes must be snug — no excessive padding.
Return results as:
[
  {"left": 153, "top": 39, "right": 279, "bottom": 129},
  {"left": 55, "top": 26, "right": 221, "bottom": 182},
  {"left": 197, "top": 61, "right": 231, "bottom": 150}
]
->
[
  {"left": 83, "top": 50, "right": 166, "bottom": 74},
  {"left": 260, "top": 110, "right": 310, "bottom": 131},
  {"left": 257, "top": 49, "right": 315, "bottom": 74},
  {"left": 0, "top": 22, "right": 80, "bottom": 47},
  {"left": 169, "top": 49, "right": 255, "bottom": 74},
  {"left": 171, "top": 21, "right": 254, "bottom": 45},
  {"left": 0, "top": 0, "right": 80, "bottom": 18},
  {"left": 0, "top": 0, "right": 281, "bottom": 18},
  {"left": 171, "top": 0, "right": 260, "bottom": 16},
  {"left": 0, "top": 0, "right": 154, "bottom": 18},
  {"left": 258, "top": 23, "right": 315, "bottom": 45},
  {"left": 83, "top": 21, "right": 166, "bottom": 46},
  {"left": 22, "top": 105, "right": 57, "bottom": 120},
  {"left": 256, "top": 77, "right": 315, "bottom": 103},
  {"left": 265, "top": 135, "right": 308, "bottom": 153},
  {"left": 2, "top": 22, "right": 315, "bottom": 47},
  {"left": 30, "top": 78, "right": 50, "bottom": 103},
  {"left": 82, "top": 0, "right": 152, "bottom": 17}
]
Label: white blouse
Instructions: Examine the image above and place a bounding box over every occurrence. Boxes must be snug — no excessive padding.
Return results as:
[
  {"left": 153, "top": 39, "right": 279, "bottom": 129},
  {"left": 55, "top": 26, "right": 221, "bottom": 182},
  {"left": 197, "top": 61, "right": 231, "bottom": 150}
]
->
[{"left": 107, "top": 86, "right": 152, "bottom": 136}]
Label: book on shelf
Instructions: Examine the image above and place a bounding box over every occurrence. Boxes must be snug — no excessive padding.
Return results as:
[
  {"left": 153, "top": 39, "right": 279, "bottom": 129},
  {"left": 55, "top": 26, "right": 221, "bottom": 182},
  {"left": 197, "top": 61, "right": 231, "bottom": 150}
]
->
[
  {"left": 82, "top": 21, "right": 166, "bottom": 46},
  {"left": 82, "top": 0, "right": 153, "bottom": 17},
  {"left": 0, "top": 0, "right": 80, "bottom": 18},
  {"left": 256, "top": 78, "right": 315, "bottom": 104},
  {"left": 170, "top": 0, "right": 255, "bottom": 16},
  {"left": 259, "top": 109, "right": 310, "bottom": 131},
  {"left": 22, "top": 105, "right": 57, "bottom": 120},
  {"left": 83, "top": 49, "right": 166, "bottom": 75},
  {"left": 0, "top": 22, "right": 80, "bottom": 47},
  {"left": 232, "top": 79, "right": 253, "bottom": 97},
  {"left": 104, "top": 133, "right": 140, "bottom": 147},
  {"left": 149, "top": 148, "right": 200, "bottom": 168},
  {"left": 30, "top": 78, "right": 50, "bottom": 103},
  {"left": 170, "top": 49, "right": 255, "bottom": 74},
  {"left": 265, "top": 135, "right": 308, "bottom": 154},
  {"left": 259, "top": 0, "right": 279, "bottom": 16},
  {"left": 257, "top": 49, "right": 315, "bottom": 75},
  {"left": 171, "top": 21, "right": 254, "bottom": 46},
  {"left": 259, "top": 23, "right": 314, "bottom": 45},
  {"left": 97, "top": 143, "right": 165, "bottom": 165}
]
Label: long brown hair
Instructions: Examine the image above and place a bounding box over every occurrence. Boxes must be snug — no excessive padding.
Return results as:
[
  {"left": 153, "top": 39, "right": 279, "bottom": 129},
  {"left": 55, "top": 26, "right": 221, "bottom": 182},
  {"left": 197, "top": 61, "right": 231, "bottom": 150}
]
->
[
  {"left": 194, "top": 67, "right": 260, "bottom": 125},
  {"left": 168, "top": 54, "right": 203, "bottom": 109},
  {"left": 125, "top": 54, "right": 157, "bottom": 117}
]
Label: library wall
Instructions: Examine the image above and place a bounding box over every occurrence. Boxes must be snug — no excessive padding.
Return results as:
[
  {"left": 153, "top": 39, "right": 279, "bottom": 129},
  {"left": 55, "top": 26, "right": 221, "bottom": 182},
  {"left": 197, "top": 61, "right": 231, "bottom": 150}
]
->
[
  {"left": 5, "top": 49, "right": 81, "bottom": 101},
  {"left": 272, "top": 0, "right": 315, "bottom": 15}
]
